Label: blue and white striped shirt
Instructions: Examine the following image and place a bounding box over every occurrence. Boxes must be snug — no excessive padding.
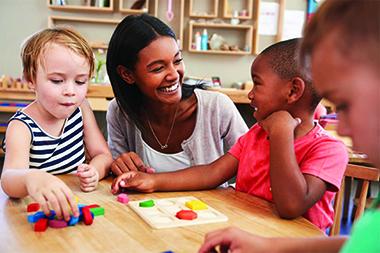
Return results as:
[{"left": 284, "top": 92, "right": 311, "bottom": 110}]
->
[{"left": 3, "top": 108, "right": 85, "bottom": 174}]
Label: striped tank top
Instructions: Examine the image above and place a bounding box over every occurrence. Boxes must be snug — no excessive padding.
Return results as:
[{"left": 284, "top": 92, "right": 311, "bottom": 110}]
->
[{"left": 3, "top": 108, "right": 85, "bottom": 174}]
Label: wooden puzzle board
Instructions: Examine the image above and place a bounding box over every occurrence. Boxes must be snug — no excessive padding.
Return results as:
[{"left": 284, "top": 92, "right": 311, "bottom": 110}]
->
[{"left": 128, "top": 196, "right": 228, "bottom": 229}]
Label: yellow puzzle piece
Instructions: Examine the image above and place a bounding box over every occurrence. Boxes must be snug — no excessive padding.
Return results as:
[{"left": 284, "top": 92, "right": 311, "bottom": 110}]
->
[{"left": 185, "top": 200, "right": 208, "bottom": 210}]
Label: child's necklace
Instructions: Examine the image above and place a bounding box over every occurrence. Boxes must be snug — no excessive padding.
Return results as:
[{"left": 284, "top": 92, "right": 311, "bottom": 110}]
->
[{"left": 146, "top": 105, "right": 179, "bottom": 150}]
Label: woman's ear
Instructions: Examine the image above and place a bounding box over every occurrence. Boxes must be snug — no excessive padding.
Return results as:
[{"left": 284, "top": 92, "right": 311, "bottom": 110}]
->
[
  {"left": 117, "top": 65, "right": 135, "bottom": 84},
  {"left": 287, "top": 77, "right": 305, "bottom": 104}
]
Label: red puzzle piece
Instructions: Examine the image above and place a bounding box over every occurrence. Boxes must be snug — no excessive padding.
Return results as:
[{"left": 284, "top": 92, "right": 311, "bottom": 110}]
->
[
  {"left": 176, "top": 210, "right": 198, "bottom": 220},
  {"left": 27, "top": 203, "right": 40, "bottom": 212},
  {"left": 82, "top": 207, "right": 93, "bottom": 225},
  {"left": 34, "top": 218, "right": 48, "bottom": 232}
]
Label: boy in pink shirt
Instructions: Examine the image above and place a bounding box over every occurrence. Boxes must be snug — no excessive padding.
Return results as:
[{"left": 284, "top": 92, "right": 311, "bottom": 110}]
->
[{"left": 111, "top": 38, "right": 348, "bottom": 231}]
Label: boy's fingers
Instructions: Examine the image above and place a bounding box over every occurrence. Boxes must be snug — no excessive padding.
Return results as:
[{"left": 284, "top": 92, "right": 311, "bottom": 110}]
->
[
  {"left": 61, "top": 187, "right": 79, "bottom": 217},
  {"left": 53, "top": 188, "right": 72, "bottom": 221},
  {"left": 32, "top": 193, "right": 50, "bottom": 216},
  {"left": 43, "top": 191, "right": 62, "bottom": 219}
]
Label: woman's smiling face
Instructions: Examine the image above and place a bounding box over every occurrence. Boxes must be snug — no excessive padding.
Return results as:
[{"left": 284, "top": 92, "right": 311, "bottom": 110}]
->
[{"left": 132, "top": 36, "right": 184, "bottom": 105}]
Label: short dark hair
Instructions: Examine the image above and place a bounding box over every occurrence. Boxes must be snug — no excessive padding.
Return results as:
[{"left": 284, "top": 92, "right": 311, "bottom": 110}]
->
[
  {"left": 260, "top": 38, "right": 320, "bottom": 111},
  {"left": 106, "top": 14, "right": 177, "bottom": 128}
]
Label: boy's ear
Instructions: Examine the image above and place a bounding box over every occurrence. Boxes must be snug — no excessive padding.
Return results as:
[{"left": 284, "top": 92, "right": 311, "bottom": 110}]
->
[
  {"left": 287, "top": 77, "right": 305, "bottom": 104},
  {"left": 116, "top": 65, "right": 135, "bottom": 84}
]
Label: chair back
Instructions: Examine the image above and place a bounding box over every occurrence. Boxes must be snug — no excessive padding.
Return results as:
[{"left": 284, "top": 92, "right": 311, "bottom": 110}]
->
[{"left": 329, "top": 164, "right": 379, "bottom": 236}]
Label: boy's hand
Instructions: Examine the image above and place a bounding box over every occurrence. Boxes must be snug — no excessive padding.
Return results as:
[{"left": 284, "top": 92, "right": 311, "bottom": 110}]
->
[
  {"left": 111, "top": 171, "right": 155, "bottom": 194},
  {"left": 25, "top": 171, "right": 79, "bottom": 221},
  {"left": 77, "top": 164, "right": 99, "bottom": 192},
  {"left": 111, "top": 152, "right": 149, "bottom": 176},
  {"left": 198, "top": 227, "right": 270, "bottom": 253},
  {"left": 259, "top": 110, "right": 301, "bottom": 136}
]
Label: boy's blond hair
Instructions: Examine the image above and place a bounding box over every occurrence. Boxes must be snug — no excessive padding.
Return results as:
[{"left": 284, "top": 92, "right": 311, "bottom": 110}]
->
[
  {"left": 300, "top": 0, "right": 380, "bottom": 77},
  {"left": 21, "top": 27, "right": 94, "bottom": 83}
]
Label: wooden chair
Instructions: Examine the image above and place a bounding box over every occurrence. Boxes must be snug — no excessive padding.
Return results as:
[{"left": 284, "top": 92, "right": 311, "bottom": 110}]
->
[{"left": 329, "top": 164, "right": 379, "bottom": 236}]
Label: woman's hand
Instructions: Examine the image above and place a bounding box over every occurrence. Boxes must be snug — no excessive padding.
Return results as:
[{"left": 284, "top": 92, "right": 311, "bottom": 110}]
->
[
  {"left": 25, "top": 171, "right": 79, "bottom": 221},
  {"left": 111, "top": 152, "right": 149, "bottom": 176}
]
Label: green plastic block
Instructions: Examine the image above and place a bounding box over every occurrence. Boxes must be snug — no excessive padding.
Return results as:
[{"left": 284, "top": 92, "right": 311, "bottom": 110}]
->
[{"left": 139, "top": 199, "right": 155, "bottom": 208}]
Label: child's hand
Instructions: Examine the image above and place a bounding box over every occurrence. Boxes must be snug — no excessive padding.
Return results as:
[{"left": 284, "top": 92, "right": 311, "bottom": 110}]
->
[
  {"left": 198, "top": 227, "right": 270, "bottom": 253},
  {"left": 77, "top": 164, "right": 99, "bottom": 192},
  {"left": 111, "top": 171, "right": 155, "bottom": 194},
  {"left": 111, "top": 152, "right": 148, "bottom": 176},
  {"left": 25, "top": 171, "right": 79, "bottom": 221},
  {"left": 259, "top": 110, "right": 301, "bottom": 136}
]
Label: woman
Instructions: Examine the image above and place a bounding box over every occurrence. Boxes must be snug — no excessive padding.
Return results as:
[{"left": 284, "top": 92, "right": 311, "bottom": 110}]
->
[{"left": 106, "top": 14, "right": 248, "bottom": 176}]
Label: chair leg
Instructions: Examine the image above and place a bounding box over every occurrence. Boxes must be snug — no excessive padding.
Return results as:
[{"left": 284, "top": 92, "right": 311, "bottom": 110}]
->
[
  {"left": 354, "top": 181, "right": 369, "bottom": 220},
  {"left": 330, "top": 179, "right": 344, "bottom": 236},
  {"left": 342, "top": 177, "right": 352, "bottom": 222}
]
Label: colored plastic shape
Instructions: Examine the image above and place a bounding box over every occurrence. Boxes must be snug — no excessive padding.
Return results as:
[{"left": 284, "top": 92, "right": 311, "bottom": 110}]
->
[
  {"left": 139, "top": 199, "right": 155, "bottom": 208},
  {"left": 27, "top": 203, "right": 40, "bottom": 212},
  {"left": 176, "top": 210, "right": 198, "bottom": 220},
  {"left": 117, "top": 193, "right": 129, "bottom": 204},
  {"left": 90, "top": 207, "right": 105, "bottom": 216},
  {"left": 34, "top": 218, "right": 48, "bottom": 232},
  {"left": 68, "top": 215, "right": 80, "bottom": 226},
  {"left": 27, "top": 211, "right": 46, "bottom": 223},
  {"left": 48, "top": 219, "right": 68, "bottom": 229},
  {"left": 82, "top": 207, "right": 93, "bottom": 225},
  {"left": 87, "top": 204, "right": 100, "bottom": 209},
  {"left": 185, "top": 200, "right": 208, "bottom": 210}
]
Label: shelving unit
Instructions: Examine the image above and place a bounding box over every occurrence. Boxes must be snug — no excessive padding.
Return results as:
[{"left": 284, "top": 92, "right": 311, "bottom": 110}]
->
[
  {"left": 119, "top": 0, "right": 149, "bottom": 14},
  {"left": 188, "top": 22, "right": 253, "bottom": 55},
  {"left": 47, "top": 0, "right": 114, "bottom": 12},
  {"left": 223, "top": 0, "right": 254, "bottom": 20},
  {"left": 48, "top": 16, "right": 120, "bottom": 49},
  {"left": 189, "top": 0, "right": 219, "bottom": 18}
]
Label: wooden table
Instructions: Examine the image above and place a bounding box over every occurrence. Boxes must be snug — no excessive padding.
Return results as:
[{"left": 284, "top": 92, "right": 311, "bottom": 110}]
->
[{"left": 0, "top": 175, "right": 324, "bottom": 253}]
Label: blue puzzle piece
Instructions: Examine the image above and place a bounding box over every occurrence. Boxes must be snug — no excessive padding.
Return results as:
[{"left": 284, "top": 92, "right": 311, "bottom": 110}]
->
[
  {"left": 27, "top": 211, "right": 46, "bottom": 223},
  {"left": 68, "top": 215, "right": 80, "bottom": 226}
]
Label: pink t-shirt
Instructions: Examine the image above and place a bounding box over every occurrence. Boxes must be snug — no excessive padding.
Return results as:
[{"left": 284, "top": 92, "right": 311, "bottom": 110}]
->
[{"left": 229, "top": 123, "right": 348, "bottom": 231}]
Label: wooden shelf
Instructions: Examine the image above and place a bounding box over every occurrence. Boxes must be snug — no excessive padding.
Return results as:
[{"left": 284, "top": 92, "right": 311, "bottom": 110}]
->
[
  {"left": 119, "top": 0, "right": 149, "bottom": 13},
  {"left": 47, "top": 3, "right": 114, "bottom": 12},
  {"left": 189, "top": 22, "right": 253, "bottom": 54},
  {"left": 48, "top": 15, "right": 120, "bottom": 26},
  {"left": 0, "top": 126, "right": 7, "bottom": 133},
  {"left": 223, "top": 0, "right": 254, "bottom": 20},
  {"left": 188, "top": 49, "right": 251, "bottom": 55},
  {"left": 189, "top": 0, "right": 219, "bottom": 18}
]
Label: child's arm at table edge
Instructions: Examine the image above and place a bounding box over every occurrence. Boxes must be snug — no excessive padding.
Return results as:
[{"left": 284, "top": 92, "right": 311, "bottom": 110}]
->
[{"left": 81, "top": 100, "right": 113, "bottom": 179}]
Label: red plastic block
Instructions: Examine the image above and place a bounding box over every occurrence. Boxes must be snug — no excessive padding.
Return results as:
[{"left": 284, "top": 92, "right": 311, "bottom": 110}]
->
[
  {"left": 27, "top": 203, "right": 40, "bottom": 212},
  {"left": 86, "top": 204, "right": 100, "bottom": 209},
  {"left": 82, "top": 207, "right": 93, "bottom": 225},
  {"left": 176, "top": 210, "right": 198, "bottom": 220},
  {"left": 34, "top": 218, "right": 48, "bottom": 232},
  {"left": 48, "top": 219, "right": 68, "bottom": 229}
]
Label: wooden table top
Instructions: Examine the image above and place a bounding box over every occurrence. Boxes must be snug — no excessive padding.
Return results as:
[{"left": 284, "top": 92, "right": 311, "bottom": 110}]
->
[{"left": 0, "top": 175, "right": 324, "bottom": 253}]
